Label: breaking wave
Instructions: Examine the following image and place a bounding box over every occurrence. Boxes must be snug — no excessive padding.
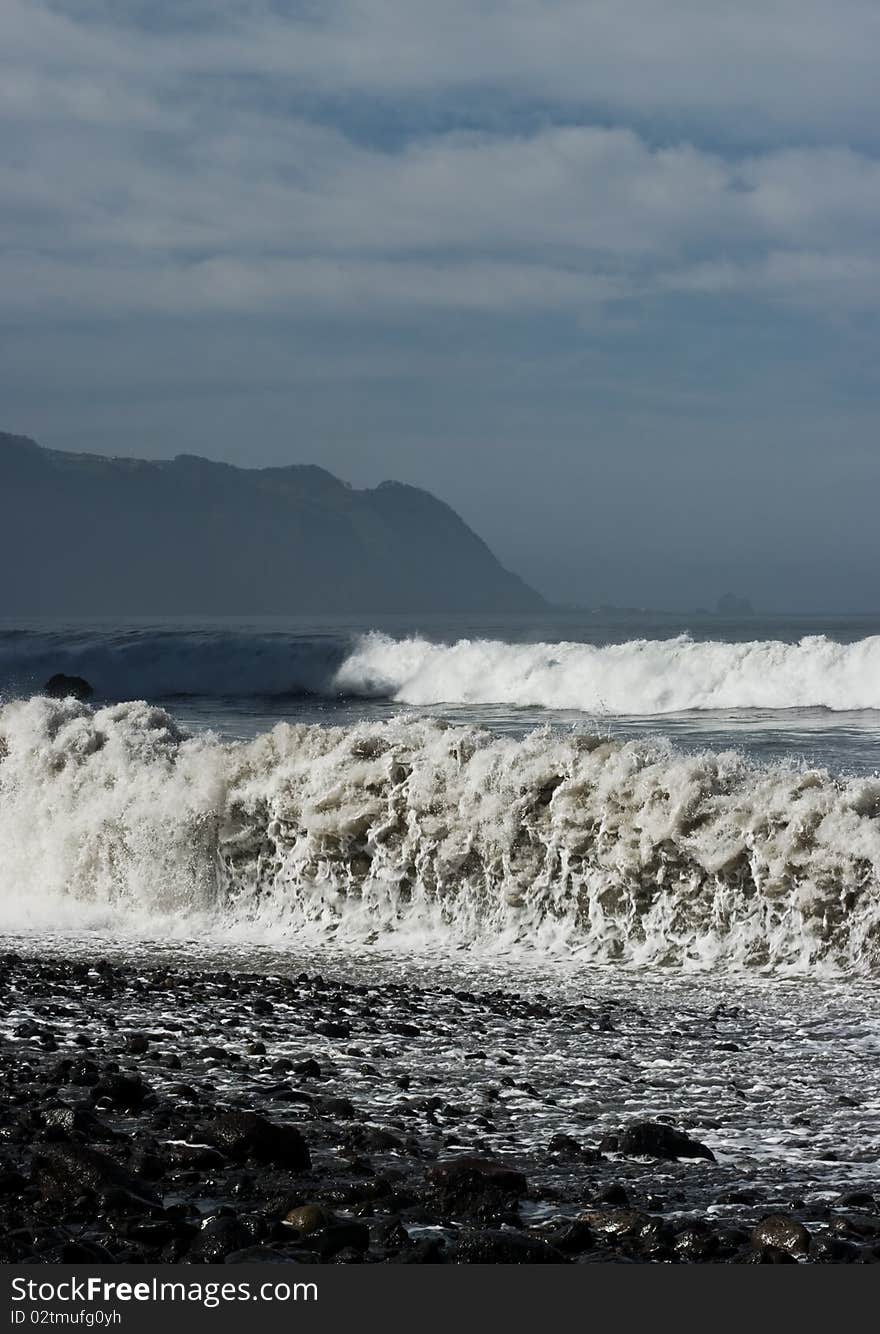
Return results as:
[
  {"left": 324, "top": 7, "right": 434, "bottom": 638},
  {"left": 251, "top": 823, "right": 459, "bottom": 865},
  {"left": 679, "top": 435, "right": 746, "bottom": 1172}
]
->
[
  {"left": 4, "top": 628, "right": 880, "bottom": 715},
  {"left": 337, "top": 632, "right": 880, "bottom": 714},
  {"left": 1, "top": 696, "right": 879, "bottom": 973}
]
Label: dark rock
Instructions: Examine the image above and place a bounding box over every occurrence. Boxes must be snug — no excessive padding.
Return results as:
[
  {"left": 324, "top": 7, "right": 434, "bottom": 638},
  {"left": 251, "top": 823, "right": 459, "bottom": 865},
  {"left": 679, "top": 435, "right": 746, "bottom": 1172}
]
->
[
  {"left": 548, "top": 1220, "right": 596, "bottom": 1254},
  {"left": 293, "top": 1058, "right": 321, "bottom": 1078},
  {"left": 751, "top": 1215, "right": 811, "bottom": 1255},
  {"left": 166, "top": 1143, "right": 227, "bottom": 1170},
  {"left": 594, "top": 1182, "right": 629, "bottom": 1207},
  {"left": 674, "top": 1221, "right": 720, "bottom": 1260},
  {"left": 392, "top": 1238, "right": 447, "bottom": 1264},
  {"left": 829, "top": 1213, "right": 880, "bottom": 1239},
  {"left": 205, "top": 1112, "right": 310, "bottom": 1170},
  {"left": 284, "top": 1204, "right": 336, "bottom": 1234},
  {"left": 44, "top": 674, "right": 93, "bottom": 701},
  {"left": 618, "top": 1121, "right": 715, "bottom": 1162},
  {"left": 811, "top": 1235, "right": 859, "bottom": 1262},
  {"left": 224, "top": 1245, "right": 316, "bottom": 1264},
  {"left": 42, "top": 1106, "right": 115, "bottom": 1141},
  {"left": 189, "top": 1217, "right": 251, "bottom": 1263},
  {"left": 313, "top": 1096, "right": 357, "bottom": 1120},
  {"left": 309, "top": 1222, "right": 370, "bottom": 1259},
  {"left": 836, "top": 1190, "right": 876, "bottom": 1210},
  {"left": 91, "top": 1073, "right": 151, "bottom": 1111},
  {"left": 547, "top": 1133, "right": 588, "bottom": 1159},
  {"left": 315, "top": 1021, "right": 351, "bottom": 1039},
  {"left": 744, "top": 1246, "right": 799, "bottom": 1264},
  {"left": 30, "top": 1143, "right": 157, "bottom": 1208},
  {"left": 579, "top": 1208, "right": 652, "bottom": 1238},
  {"left": 427, "top": 1155, "right": 527, "bottom": 1224},
  {"left": 453, "top": 1229, "right": 566, "bottom": 1264}
]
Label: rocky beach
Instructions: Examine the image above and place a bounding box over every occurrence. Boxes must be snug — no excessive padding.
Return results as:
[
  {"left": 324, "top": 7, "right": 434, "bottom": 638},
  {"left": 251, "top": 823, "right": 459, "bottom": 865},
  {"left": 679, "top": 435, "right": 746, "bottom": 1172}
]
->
[{"left": 1, "top": 949, "right": 877, "bottom": 1265}]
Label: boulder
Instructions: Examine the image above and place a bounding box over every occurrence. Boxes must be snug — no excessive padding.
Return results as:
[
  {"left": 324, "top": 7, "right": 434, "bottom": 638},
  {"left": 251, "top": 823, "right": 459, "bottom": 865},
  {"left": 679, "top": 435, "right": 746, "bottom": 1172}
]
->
[
  {"left": 426, "top": 1155, "right": 527, "bottom": 1223},
  {"left": 30, "top": 1143, "right": 158, "bottom": 1208},
  {"left": 205, "top": 1111, "right": 311, "bottom": 1170},
  {"left": 91, "top": 1073, "right": 152, "bottom": 1111},
  {"left": 44, "top": 674, "right": 93, "bottom": 701},
  {"left": 284, "top": 1204, "right": 336, "bottom": 1235},
  {"left": 751, "top": 1215, "right": 811, "bottom": 1255},
  {"left": 453, "top": 1229, "right": 566, "bottom": 1264},
  {"left": 618, "top": 1121, "right": 715, "bottom": 1162},
  {"left": 189, "top": 1217, "right": 251, "bottom": 1263}
]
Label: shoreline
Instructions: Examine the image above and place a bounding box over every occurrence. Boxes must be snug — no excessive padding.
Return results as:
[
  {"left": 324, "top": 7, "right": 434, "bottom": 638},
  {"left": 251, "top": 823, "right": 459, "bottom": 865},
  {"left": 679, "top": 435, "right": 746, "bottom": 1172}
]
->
[{"left": 0, "top": 950, "right": 877, "bottom": 1264}]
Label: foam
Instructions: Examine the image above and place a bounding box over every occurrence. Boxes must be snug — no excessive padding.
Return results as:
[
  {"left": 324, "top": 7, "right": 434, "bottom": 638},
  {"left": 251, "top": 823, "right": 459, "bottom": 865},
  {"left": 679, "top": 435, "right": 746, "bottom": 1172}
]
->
[
  {"left": 2, "top": 696, "right": 878, "bottom": 972},
  {"left": 336, "top": 632, "right": 880, "bottom": 713}
]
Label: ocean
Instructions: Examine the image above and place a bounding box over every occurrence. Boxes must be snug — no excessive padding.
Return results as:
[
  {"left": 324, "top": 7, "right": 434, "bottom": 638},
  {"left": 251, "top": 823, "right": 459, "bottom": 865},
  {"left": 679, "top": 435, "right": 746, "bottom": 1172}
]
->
[
  {"left": 2, "top": 611, "right": 879, "bottom": 1261},
  {"left": 1, "top": 611, "right": 880, "bottom": 956}
]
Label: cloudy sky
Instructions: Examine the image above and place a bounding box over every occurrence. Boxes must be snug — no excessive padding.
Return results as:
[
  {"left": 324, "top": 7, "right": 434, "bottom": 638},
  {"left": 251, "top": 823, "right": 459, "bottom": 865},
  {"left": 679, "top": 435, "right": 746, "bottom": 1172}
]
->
[{"left": 3, "top": 1, "right": 879, "bottom": 610}]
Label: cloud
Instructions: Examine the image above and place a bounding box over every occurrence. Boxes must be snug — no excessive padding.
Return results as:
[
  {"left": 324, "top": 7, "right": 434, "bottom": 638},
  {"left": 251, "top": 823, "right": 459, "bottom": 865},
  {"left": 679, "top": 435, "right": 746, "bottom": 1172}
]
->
[
  {"left": 2, "top": 100, "right": 880, "bottom": 319},
  {"left": 2, "top": 1, "right": 879, "bottom": 326},
  {"left": 8, "top": 2, "right": 880, "bottom": 137}
]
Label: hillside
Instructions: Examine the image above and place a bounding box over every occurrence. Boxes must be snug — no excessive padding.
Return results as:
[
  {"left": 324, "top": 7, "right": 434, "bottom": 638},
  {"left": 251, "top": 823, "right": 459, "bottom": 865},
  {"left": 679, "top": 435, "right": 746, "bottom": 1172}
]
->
[{"left": 0, "top": 432, "right": 544, "bottom": 614}]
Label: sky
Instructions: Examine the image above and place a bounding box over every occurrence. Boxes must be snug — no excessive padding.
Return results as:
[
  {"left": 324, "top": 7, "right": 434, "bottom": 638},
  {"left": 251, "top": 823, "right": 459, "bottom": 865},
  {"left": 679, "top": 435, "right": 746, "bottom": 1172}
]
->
[{"left": 2, "top": 1, "right": 880, "bottom": 611}]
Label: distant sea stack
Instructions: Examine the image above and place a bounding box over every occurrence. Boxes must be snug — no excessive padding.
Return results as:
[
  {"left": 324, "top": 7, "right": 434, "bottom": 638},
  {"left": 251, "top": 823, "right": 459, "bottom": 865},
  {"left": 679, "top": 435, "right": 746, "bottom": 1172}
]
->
[{"left": 0, "top": 432, "right": 544, "bottom": 615}]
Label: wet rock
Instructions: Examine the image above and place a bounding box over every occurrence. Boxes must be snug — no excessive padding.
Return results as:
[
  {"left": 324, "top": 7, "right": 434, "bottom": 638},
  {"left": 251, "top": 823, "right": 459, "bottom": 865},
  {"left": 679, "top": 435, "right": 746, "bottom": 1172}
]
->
[
  {"left": 811, "top": 1235, "right": 859, "bottom": 1262},
  {"left": 744, "top": 1246, "right": 799, "bottom": 1264},
  {"left": 284, "top": 1204, "right": 337, "bottom": 1234},
  {"left": 166, "top": 1142, "right": 227, "bottom": 1170},
  {"left": 190, "top": 1217, "right": 251, "bottom": 1263},
  {"left": 674, "top": 1221, "right": 720, "bottom": 1260},
  {"left": 44, "top": 674, "right": 93, "bottom": 701},
  {"left": 453, "top": 1230, "right": 566, "bottom": 1264},
  {"left": 835, "top": 1190, "right": 876, "bottom": 1210},
  {"left": 548, "top": 1219, "right": 596, "bottom": 1254},
  {"left": 547, "top": 1133, "right": 600, "bottom": 1162},
  {"left": 618, "top": 1121, "right": 715, "bottom": 1162},
  {"left": 224, "top": 1245, "right": 317, "bottom": 1264},
  {"left": 313, "top": 1096, "right": 357, "bottom": 1120},
  {"left": 427, "top": 1155, "right": 527, "bottom": 1221},
  {"left": 751, "top": 1215, "right": 811, "bottom": 1255},
  {"left": 30, "top": 1143, "right": 158, "bottom": 1208},
  {"left": 315, "top": 1021, "right": 351, "bottom": 1039},
  {"left": 168, "top": 1083, "right": 201, "bottom": 1104},
  {"left": 309, "top": 1222, "right": 370, "bottom": 1259},
  {"left": 829, "top": 1213, "right": 880, "bottom": 1239},
  {"left": 206, "top": 1112, "right": 311, "bottom": 1170},
  {"left": 42, "top": 1106, "right": 115, "bottom": 1142},
  {"left": 393, "top": 1238, "right": 447, "bottom": 1264},
  {"left": 579, "top": 1207, "right": 652, "bottom": 1238},
  {"left": 91, "top": 1073, "right": 151, "bottom": 1111},
  {"left": 594, "top": 1182, "right": 629, "bottom": 1207},
  {"left": 293, "top": 1058, "right": 322, "bottom": 1078}
]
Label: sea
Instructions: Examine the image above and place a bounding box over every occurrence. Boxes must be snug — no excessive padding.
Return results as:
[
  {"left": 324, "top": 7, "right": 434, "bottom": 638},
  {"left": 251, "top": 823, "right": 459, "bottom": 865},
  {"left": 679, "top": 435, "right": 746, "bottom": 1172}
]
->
[
  {"left": 1, "top": 608, "right": 878, "bottom": 964},
  {"left": 2, "top": 610, "right": 879, "bottom": 1194}
]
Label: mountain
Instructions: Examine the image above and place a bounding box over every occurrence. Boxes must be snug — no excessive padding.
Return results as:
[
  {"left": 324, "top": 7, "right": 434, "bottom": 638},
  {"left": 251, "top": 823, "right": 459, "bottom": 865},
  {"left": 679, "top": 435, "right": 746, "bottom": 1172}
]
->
[{"left": 0, "top": 432, "right": 544, "bottom": 615}]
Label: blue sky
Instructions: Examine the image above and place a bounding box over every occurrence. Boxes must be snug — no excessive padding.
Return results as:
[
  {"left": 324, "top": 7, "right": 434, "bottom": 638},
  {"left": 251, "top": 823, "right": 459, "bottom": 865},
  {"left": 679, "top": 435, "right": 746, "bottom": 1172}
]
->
[{"left": 3, "top": 1, "right": 880, "bottom": 609}]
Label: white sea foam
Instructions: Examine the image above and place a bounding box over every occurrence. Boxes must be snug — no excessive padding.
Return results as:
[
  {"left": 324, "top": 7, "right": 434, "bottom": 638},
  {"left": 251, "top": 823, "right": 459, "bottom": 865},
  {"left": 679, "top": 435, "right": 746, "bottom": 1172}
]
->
[
  {"left": 1, "top": 696, "right": 879, "bottom": 972},
  {"left": 336, "top": 632, "right": 880, "bottom": 713}
]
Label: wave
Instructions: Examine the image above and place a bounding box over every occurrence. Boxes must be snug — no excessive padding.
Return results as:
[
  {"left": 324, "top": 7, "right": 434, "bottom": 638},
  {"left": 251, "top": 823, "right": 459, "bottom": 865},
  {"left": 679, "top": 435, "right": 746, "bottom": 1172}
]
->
[
  {"left": 1, "top": 696, "right": 879, "bottom": 971},
  {"left": 337, "top": 632, "right": 880, "bottom": 713},
  {"left": 0, "top": 629, "right": 349, "bottom": 699},
  {"left": 4, "top": 629, "right": 880, "bottom": 715}
]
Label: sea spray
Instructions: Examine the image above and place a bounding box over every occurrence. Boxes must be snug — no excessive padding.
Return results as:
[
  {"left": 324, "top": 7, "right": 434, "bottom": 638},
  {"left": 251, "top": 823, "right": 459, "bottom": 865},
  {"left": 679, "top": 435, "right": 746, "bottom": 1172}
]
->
[
  {"left": 337, "top": 631, "right": 880, "bottom": 713},
  {"left": 1, "top": 696, "right": 879, "bottom": 970}
]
